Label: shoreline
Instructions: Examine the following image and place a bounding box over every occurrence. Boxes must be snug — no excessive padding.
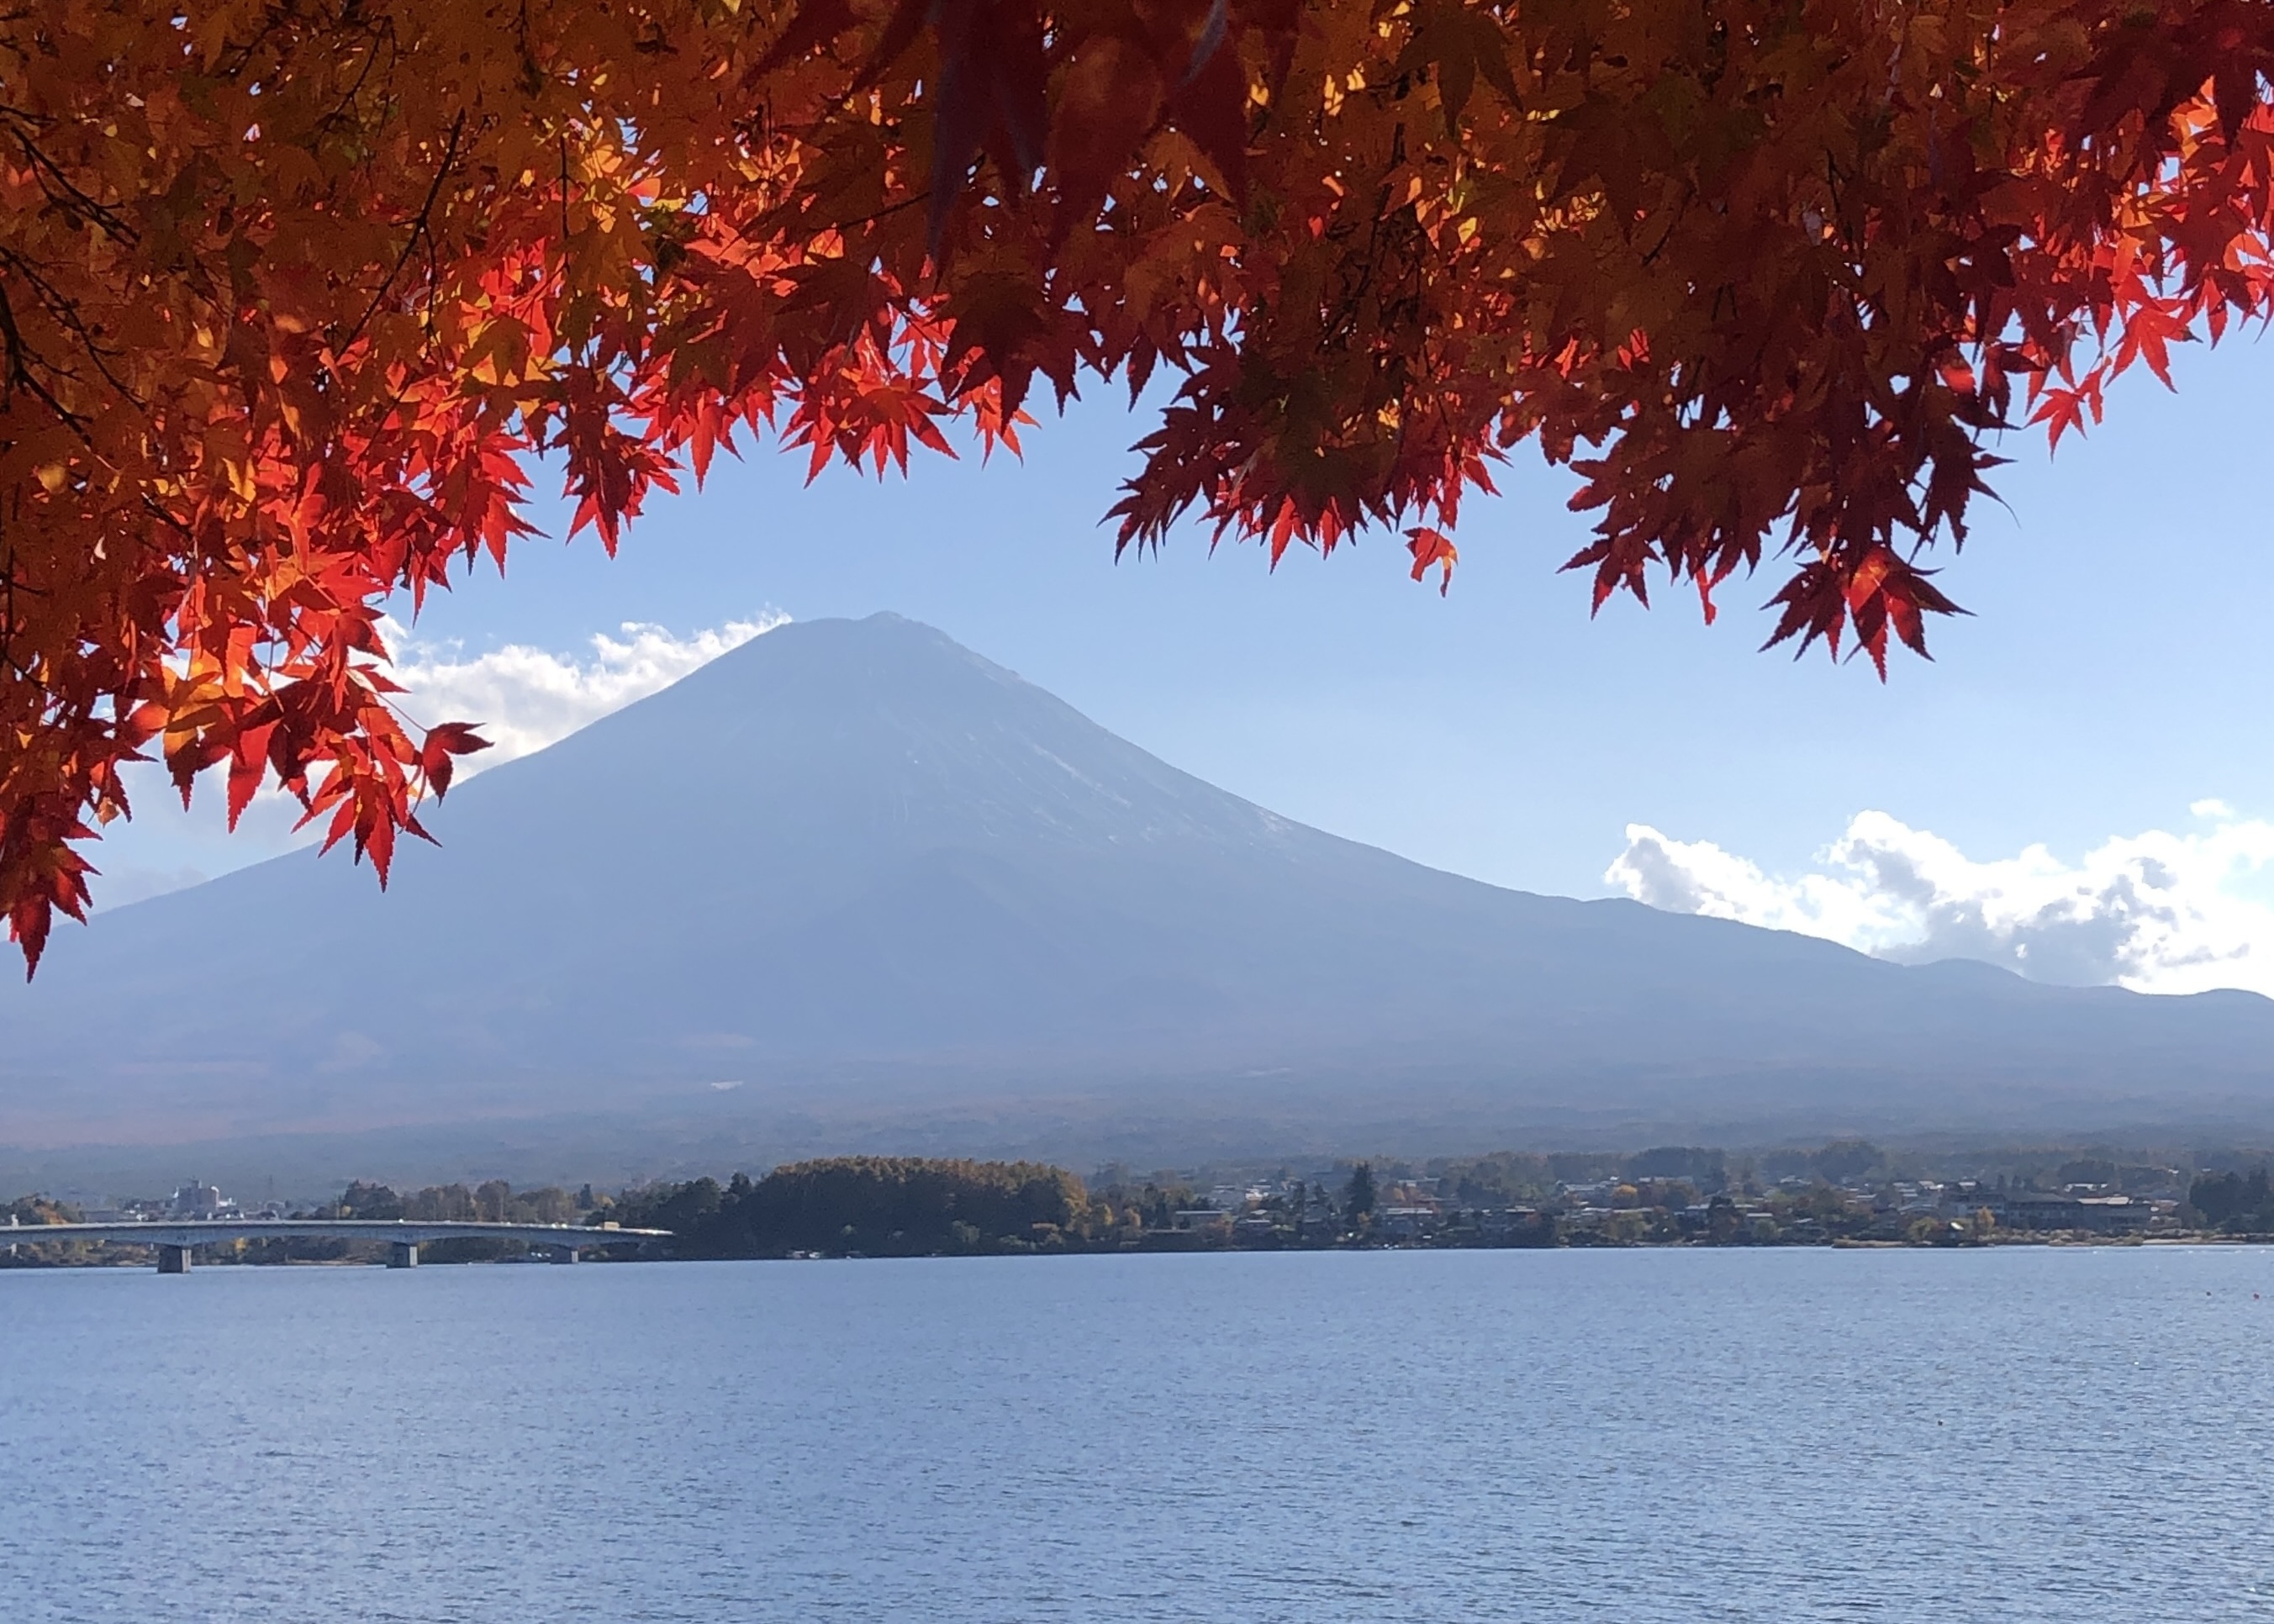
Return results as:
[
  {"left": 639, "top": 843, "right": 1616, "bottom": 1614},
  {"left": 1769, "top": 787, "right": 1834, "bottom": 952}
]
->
[{"left": 8, "top": 1230, "right": 2274, "bottom": 1270}]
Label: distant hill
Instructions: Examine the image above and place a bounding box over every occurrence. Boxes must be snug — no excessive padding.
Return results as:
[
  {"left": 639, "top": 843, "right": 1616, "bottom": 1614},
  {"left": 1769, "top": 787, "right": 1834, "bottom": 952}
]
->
[{"left": 5, "top": 612, "right": 2274, "bottom": 1174}]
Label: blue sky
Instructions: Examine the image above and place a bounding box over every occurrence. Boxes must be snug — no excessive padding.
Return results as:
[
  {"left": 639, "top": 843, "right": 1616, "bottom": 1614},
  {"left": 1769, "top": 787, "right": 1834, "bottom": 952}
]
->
[{"left": 90, "top": 333, "right": 2274, "bottom": 991}]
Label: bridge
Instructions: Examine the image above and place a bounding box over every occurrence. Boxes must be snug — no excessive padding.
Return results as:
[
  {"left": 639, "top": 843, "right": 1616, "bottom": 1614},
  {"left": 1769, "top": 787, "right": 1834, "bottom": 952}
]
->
[{"left": 0, "top": 1219, "right": 672, "bottom": 1272}]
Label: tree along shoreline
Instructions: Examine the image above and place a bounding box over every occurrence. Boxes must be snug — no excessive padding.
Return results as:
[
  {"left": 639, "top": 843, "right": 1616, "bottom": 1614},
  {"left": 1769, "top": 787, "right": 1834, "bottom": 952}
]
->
[{"left": 10, "top": 1150, "right": 2274, "bottom": 1266}]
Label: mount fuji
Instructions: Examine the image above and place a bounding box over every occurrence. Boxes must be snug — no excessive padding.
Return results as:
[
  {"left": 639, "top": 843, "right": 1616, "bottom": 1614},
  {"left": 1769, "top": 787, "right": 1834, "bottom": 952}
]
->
[{"left": 5, "top": 613, "right": 2271, "bottom": 1172}]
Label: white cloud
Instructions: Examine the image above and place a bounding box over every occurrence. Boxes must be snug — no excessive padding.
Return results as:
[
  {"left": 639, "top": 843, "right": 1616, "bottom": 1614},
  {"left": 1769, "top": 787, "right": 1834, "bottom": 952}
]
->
[
  {"left": 386, "top": 613, "right": 789, "bottom": 770},
  {"left": 1607, "top": 808, "right": 2274, "bottom": 996}
]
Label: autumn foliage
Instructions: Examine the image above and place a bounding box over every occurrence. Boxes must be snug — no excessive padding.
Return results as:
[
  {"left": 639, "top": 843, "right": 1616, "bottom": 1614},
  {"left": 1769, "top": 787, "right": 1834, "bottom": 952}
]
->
[{"left": 3, "top": 0, "right": 2271, "bottom": 970}]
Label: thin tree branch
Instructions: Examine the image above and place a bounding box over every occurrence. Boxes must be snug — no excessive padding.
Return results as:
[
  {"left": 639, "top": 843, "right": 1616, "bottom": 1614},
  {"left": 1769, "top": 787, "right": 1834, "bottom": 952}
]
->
[
  {"left": 0, "top": 118, "right": 140, "bottom": 246},
  {"left": 336, "top": 109, "right": 468, "bottom": 352}
]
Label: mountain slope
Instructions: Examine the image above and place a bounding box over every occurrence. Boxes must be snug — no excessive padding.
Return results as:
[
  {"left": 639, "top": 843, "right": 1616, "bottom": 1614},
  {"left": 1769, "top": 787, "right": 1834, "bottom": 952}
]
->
[{"left": 5, "top": 613, "right": 2272, "bottom": 1152}]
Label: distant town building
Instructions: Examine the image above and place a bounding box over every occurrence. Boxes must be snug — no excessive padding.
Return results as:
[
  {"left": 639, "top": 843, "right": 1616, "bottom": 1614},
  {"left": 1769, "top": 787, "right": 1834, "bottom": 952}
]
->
[
  {"left": 1374, "top": 1206, "right": 1439, "bottom": 1242},
  {"left": 168, "top": 1181, "right": 241, "bottom": 1220},
  {"left": 1995, "top": 1194, "right": 2152, "bottom": 1235}
]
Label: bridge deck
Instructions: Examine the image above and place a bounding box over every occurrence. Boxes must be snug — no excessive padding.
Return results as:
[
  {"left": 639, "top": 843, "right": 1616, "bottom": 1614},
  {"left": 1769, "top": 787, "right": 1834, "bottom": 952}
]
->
[{"left": 1, "top": 1219, "right": 669, "bottom": 1251}]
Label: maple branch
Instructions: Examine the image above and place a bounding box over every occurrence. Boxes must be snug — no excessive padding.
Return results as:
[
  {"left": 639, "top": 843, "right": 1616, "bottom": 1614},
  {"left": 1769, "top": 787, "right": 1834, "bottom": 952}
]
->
[
  {"left": 1638, "top": 187, "right": 1692, "bottom": 269},
  {"left": 212, "top": 14, "right": 288, "bottom": 82},
  {"left": 337, "top": 108, "right": 468, "bottom": 353},
  {"left": 0, "top": 115, "right": 139, "bottom": 247},
  {"left": 0, "top": 534, "right": 38, "bottom": 682},
  {"left": 827, "top": 189, "right": 931, "bottom": 238},
  {"left": 314, "top": 16, "right": 399, "bottom": 137},
  {"left": 0, "top": 278, "right": 92, "bottom": 440},
  {"left": 0, "top": 248, "right": 141, "bottom": 410},
  {"left": 514, "top": 0, "right": 546, "bottom": 98},
  {"left": 136, "top": 492, "right": 195, "bottom": 546},
  {"left": 1323, "top": 165, "right": 1422, "bottom": 355}
]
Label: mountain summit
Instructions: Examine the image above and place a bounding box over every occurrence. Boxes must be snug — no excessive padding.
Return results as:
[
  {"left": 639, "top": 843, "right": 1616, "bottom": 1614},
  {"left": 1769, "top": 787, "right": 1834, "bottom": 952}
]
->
[{"left": 6, "top": 613, "right": 2273, "bottom": 1157}]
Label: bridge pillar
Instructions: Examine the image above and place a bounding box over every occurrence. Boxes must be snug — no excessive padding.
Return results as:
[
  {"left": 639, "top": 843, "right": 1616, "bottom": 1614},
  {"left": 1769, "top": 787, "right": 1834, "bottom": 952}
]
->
[
  {"left": 546, "top": 1244, "right": 579, "bottom": 1264},
  {"left": 156, "top": 1244, "right": 191, "bottom": 1274},
  {"left": 387, "top": 1242, "right": 419, "bottom": 1269}
]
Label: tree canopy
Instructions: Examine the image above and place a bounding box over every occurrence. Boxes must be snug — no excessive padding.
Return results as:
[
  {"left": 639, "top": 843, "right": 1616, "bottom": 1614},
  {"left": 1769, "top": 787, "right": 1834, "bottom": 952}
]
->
[{"left": 3, "top": 0, "right": 2271, "bottom": 969}]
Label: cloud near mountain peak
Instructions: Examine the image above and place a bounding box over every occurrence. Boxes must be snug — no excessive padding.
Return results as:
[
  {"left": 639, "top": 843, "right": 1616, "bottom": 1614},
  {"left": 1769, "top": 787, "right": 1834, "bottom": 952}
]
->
[
  {"left": 1607, "top": 804, "right": 2274, "bottom": 996},
  {"left": 388, "top": 613, "right": 789, "bottom": 769}
]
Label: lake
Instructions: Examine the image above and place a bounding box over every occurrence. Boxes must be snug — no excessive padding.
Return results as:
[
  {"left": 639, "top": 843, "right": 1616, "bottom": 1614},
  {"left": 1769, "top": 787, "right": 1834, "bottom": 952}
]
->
[{"left": 2, "top": 1247, "right": 2269, "bottom": 1621}]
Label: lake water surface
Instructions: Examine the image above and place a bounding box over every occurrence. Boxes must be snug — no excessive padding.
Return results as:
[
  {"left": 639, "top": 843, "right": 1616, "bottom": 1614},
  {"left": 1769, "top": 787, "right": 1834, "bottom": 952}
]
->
[{"left": 2, "top": 1247, "right": 2269, "bottom": 1621}]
